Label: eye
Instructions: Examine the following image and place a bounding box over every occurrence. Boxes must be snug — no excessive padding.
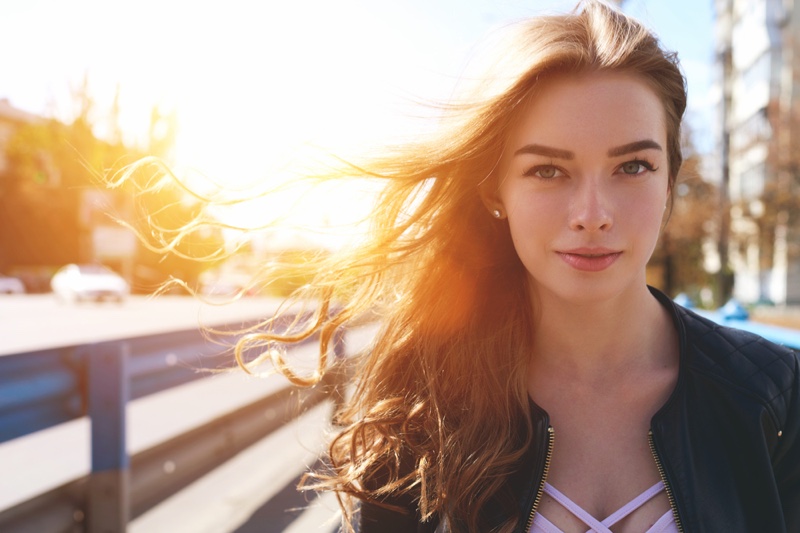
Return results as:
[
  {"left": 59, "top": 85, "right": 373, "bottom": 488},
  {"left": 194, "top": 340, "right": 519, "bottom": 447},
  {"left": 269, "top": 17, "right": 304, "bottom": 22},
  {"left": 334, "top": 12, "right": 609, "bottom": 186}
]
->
[
  {"left": 523, "top": 165, "right": 564, "bottom": 179},
  {"left": 619, "top": 159, "right": 657, "bottom": 175}
]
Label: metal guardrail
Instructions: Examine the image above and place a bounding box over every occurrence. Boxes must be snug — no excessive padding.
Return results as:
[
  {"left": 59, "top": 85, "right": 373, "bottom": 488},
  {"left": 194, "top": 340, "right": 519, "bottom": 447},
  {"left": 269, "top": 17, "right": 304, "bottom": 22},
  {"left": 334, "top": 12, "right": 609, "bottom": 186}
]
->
[
  {"left": 0, "top": 319, "right": 346, "bottom": 532},
  {"left": 2, "top": 297, "right": 797, "bottom": 532}
]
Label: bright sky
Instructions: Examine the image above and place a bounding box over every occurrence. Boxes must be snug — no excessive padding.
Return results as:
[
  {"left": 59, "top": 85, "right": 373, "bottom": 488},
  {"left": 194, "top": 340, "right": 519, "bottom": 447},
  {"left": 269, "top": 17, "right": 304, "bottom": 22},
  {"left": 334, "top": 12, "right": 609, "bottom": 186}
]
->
[{"left": 1, "top": 0, "right": 716, "bottom": 238}]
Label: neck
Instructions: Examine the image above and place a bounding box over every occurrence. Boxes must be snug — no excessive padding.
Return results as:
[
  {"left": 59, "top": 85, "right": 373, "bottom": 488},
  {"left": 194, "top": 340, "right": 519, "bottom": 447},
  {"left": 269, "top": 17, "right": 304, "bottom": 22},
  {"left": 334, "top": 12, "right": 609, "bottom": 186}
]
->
[{"left": 529, "top": 284, "right": 674, "bottom": 379}]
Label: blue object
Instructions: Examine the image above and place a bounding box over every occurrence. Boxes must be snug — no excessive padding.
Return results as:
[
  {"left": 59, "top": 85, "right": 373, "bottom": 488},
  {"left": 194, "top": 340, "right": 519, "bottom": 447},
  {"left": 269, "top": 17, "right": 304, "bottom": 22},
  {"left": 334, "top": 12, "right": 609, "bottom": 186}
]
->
[
  {"left": 692, "top": 308, "right": 800, "bottom": 350},
  {"left": 673, "top": 293, "right": 695, "bottom": 308},
  {"left": 720, "top": 298, "right": 750, "bottom": 320}
]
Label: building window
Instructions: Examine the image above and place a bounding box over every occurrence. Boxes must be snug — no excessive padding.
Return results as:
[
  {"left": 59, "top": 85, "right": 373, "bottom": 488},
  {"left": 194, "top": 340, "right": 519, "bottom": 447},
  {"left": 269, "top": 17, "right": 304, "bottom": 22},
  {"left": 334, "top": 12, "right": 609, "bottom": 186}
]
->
[
  {"left": 732, "top": 106, "right": 771, "bottom": 152},
  {"left": 739, "top": 162, "right": 766, "bottom": 200}
]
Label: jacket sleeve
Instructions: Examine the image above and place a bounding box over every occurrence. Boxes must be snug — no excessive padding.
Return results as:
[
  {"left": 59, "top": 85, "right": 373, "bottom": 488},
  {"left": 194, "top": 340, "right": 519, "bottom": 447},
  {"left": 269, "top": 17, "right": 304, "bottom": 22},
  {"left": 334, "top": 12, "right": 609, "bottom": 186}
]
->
[
  {"left": 354, "top": 498, "right": 435, "bottom": 533},
  {"left": 776, "top": 349, "right": 800, "bottom": 530},
  {"left": 349, "top": 449, "right": 440, "bottom": 533}
]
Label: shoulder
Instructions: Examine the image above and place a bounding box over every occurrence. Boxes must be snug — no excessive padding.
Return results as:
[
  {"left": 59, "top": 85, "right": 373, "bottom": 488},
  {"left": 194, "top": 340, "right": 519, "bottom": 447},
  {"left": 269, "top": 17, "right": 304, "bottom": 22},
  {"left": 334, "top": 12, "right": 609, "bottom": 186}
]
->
[
  {"left": 649, "top": 285, "right": 799, "bottom": 420},
  {"left": 674, "top": 301, "right": 799, "bottom": 420}
]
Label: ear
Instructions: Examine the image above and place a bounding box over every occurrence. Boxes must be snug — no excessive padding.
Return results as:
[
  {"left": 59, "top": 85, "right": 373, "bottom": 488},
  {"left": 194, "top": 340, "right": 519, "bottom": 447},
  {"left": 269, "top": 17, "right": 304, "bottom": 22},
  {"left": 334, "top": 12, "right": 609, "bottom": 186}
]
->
[{"left": 478, "top": 177, "right": 505, "bottom": 217}]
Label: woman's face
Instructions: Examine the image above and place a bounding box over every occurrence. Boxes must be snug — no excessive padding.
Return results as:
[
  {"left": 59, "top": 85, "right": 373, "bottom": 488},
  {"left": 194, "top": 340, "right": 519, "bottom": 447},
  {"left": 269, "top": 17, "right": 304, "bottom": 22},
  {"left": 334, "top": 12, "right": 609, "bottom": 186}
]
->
[{"left": 493, "top": 71, "right": 670, "bottom": 304}]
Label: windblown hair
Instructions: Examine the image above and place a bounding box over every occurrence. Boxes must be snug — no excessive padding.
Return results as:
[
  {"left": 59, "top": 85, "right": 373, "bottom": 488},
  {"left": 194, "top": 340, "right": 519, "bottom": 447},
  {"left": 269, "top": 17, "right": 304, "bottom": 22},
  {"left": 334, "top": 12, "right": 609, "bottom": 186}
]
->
[
  {"left": 147, "top": 1, "right": 688, "bottom": 531},
  {"left": 245, "top": 2, "right": 690, "bottom": 531}
]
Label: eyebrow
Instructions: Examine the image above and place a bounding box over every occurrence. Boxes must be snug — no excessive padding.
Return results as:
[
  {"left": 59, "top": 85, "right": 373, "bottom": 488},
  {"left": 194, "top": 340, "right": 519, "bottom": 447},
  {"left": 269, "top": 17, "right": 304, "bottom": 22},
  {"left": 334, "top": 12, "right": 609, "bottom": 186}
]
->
[
  {"left": 607, "top": 139, "right": 663, "bottom": 157},
  {"left": 513, "top": 139, "right": 663, "bottom": 159},
  {"left": 513, "top": 144, "right": 574, "bottom": 159}
]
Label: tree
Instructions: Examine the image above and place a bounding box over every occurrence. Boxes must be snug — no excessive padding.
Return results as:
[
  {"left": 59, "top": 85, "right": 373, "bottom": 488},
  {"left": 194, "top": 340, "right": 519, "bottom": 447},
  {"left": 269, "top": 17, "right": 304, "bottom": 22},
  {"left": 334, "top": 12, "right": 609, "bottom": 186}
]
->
[
  {"left": 649, "top": 130, "right": 720, "bottom": 304},
  {"left": 0, "top": 77, "right": 224, "bottom": 293},
  {"left": 0, "top": 112, "right": 128, "bottom": 271}
]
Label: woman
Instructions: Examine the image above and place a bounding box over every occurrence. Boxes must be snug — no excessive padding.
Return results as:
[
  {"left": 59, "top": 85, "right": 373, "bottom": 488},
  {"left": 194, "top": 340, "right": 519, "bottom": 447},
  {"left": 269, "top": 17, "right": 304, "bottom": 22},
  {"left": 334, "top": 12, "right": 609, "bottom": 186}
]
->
[{"left": 219, "top": 1, "right": 799, "bottom": 531}]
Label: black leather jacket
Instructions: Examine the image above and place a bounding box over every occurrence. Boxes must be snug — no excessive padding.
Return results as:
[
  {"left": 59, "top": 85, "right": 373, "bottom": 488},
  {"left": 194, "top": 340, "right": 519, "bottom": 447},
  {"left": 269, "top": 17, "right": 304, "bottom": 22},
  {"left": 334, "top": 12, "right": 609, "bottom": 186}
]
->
[{"left": 357, "top": 288, "right": 800, "bottom": 532}]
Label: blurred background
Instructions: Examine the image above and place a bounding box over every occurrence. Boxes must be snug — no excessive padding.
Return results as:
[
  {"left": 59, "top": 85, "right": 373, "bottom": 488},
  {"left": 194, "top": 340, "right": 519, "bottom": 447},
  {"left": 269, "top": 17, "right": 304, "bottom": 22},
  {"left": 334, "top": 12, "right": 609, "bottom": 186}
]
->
[
  {"left": 3, "top": 0, "right": 794, "bottom": 313},
  {"left": 0, "top": 0, "right": 749, "bottom": 307},
  {"left": 2, "top": 1, "right": 800, "bottom": 532}
]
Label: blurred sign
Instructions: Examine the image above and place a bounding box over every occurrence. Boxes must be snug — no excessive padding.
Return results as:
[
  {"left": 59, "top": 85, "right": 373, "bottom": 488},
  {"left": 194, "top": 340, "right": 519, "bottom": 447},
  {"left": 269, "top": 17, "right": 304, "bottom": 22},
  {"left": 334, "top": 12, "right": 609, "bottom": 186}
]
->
[{"left": 93, "top": 226, "right": 136, "bottom": 259}]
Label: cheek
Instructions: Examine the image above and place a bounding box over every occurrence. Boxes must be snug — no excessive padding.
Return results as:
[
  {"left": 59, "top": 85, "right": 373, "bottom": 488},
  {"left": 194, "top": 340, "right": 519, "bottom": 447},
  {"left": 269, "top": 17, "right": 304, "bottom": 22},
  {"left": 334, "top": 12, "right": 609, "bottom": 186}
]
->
[
  {"left": 503, "top": 195, "right": 561, "bottom": 252},
  {"left": 629, "top": 190, "right": 669, "bottom": 245},
  {"left": 503, "top": 190, "right": 553, "bottom": 226}
]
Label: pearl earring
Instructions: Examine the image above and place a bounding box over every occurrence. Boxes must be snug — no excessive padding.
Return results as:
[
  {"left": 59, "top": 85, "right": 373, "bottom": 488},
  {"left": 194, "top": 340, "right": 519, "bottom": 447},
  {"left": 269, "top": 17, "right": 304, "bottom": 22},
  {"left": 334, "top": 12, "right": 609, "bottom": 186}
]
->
[{"left": 492, "top": 209, "right": 502, "bottom": 219}]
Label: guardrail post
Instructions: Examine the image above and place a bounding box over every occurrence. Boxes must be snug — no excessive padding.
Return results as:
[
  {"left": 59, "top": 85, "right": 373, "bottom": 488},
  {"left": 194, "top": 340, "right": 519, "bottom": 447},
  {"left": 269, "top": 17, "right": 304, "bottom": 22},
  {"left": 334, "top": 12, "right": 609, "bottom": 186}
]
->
[{"left": 87, "top": 341, "right": 130, "bottom": 532}]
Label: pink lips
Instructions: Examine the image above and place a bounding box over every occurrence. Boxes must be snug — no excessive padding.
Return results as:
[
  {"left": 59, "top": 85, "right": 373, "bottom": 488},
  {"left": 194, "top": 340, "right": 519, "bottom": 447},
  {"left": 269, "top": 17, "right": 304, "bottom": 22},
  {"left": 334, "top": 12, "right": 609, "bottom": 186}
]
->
[{"left": 557, "top": 248, "right": 622, "bottom": 272}]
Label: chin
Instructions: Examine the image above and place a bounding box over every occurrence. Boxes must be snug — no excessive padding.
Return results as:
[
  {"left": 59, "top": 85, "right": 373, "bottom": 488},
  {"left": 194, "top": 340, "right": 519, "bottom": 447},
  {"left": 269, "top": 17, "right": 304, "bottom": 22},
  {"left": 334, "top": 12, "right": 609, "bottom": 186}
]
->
[{"left": 531, "top": 273, "right": 645, "bottom": 307}]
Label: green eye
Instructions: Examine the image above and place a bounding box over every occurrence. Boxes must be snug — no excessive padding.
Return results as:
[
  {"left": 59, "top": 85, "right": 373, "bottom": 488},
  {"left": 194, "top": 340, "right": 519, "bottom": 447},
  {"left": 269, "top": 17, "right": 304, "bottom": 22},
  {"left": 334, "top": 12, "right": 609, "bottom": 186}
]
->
[
  {"left": 621, "top": 161, "right": 643, "bottom": 174},
  {"left": 537, "top": 167, "right": 557, "bottom": 179},
  {"left": 523, "top": 165, "right": 561, "bottom": 179},
  {"left": 620, "top": 159, "right": 656, "bottom": 175}
]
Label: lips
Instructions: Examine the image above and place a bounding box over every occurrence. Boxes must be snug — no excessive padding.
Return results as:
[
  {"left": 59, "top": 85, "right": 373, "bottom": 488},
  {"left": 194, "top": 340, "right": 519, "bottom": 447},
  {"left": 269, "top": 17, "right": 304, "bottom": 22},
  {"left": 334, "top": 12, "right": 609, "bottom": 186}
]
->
[{"left": 556, "top": 248, "right": 622, "bottom": 272}]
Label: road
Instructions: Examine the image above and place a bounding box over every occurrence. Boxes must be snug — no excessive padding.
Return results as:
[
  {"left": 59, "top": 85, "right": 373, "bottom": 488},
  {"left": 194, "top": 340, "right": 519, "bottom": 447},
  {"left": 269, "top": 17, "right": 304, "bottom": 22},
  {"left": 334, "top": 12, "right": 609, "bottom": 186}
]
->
[{"left": 0, "top": 294, "right": 291, "bottom": 356}]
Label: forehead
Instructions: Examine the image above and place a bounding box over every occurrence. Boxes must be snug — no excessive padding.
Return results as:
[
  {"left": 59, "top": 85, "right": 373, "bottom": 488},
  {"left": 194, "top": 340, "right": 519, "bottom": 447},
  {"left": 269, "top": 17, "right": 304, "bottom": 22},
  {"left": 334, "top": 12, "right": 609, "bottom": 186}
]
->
[{"left": 508, "top": 71, "right": 667, "bottom": 151}]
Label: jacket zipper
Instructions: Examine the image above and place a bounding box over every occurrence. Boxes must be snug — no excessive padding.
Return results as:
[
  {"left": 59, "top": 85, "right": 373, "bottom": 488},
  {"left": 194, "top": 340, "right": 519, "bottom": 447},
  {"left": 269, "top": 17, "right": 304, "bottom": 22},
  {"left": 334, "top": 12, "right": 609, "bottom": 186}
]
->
[
  {"left": 648, "top": 429, "right": 684, "bottom": 533},
  {"left": 524, "top": 426, "right": 554, "bottom": 532}
]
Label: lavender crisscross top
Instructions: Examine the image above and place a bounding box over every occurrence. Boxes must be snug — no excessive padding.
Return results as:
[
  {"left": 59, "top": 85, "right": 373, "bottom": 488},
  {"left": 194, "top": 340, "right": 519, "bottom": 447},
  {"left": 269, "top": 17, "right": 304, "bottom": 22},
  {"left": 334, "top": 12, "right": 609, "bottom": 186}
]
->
[{"left": 529, "top": 481, "right": 679, "bottom": 533}]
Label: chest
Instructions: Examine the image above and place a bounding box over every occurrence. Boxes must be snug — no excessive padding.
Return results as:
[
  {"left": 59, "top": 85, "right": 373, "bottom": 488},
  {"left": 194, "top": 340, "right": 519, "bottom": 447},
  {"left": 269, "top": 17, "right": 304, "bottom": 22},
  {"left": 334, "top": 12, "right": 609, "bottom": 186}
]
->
[
  {"left": 528, "top": 375, "right": 677, "bottom": 531},
  {"left": 528, "top": 409, "right": 673, "bottom": 532}
]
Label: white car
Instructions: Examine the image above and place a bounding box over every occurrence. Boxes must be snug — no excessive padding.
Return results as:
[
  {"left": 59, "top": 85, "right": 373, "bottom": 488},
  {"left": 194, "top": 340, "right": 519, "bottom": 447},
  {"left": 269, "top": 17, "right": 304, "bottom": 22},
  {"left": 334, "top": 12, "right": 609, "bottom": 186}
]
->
[
  {"left": 51, "top": 264, "right": 130, "bottom": 302},
  {"left": 0, "top": 274, "right": 25, "bottom": 294}
]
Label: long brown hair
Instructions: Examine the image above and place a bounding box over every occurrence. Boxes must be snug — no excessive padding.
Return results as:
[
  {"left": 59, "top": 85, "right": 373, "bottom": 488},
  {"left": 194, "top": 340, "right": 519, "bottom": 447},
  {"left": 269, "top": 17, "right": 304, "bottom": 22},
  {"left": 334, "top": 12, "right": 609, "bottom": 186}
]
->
[{"left": 217, "top": 1, "right": 688, "bottom": 531}]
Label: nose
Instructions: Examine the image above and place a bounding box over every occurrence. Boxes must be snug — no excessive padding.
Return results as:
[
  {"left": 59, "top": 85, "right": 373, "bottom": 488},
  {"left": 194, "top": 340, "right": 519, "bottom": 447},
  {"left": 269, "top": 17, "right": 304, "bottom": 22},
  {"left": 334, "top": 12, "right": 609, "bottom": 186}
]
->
[{"left": 568, "top": 179, "right": 612, "bottom": 232}]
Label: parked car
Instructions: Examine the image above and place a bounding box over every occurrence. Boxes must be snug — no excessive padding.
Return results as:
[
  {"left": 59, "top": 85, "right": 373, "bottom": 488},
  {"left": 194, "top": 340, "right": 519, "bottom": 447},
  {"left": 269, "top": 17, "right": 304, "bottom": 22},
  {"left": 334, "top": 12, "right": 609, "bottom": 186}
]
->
[
  {"left": 50, "top": 264, "right": 130, "bottom": 302},
  {"left": 0, "top": 274, "right": 25, "bottom": 294}
]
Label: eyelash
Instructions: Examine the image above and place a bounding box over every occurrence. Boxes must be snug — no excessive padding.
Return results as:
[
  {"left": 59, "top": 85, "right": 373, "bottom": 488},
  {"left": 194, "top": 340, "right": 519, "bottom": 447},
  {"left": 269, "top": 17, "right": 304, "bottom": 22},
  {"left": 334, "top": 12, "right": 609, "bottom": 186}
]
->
[
  {"left": 521, "top": 159, "right": 659, "bottom": 179},
  {"left": 522, "top": 164, "right": 563, "bottom": 179},
  {"left": 619, "top": 159, "right": 658, "bottom": 175}
]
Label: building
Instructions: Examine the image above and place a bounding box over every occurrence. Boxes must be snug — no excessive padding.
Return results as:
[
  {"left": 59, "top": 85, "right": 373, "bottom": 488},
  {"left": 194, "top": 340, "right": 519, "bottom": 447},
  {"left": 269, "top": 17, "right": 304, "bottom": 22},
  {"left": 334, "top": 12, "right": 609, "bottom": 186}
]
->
[{"left": 716, "top": 0, "right": 800, "bottom": 304}]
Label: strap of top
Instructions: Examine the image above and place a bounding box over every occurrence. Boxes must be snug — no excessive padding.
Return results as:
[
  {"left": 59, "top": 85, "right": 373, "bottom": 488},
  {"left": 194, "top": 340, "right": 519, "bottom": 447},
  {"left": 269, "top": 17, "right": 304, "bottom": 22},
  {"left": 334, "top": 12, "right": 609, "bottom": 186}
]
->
[{"left": 540, "top": 481, "right": 665, "bottom": 532}]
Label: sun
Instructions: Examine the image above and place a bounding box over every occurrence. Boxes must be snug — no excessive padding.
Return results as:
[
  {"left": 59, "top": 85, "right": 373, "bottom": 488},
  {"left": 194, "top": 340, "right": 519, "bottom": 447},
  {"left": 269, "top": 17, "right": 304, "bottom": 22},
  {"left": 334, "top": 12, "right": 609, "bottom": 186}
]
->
[
  {"left": 144, "top": 5, "right": 455, "bottom": 243},
  {"left": 10, "top": 1, "right": 461, "bottom": 242}
]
